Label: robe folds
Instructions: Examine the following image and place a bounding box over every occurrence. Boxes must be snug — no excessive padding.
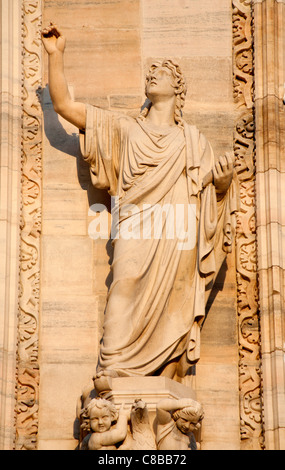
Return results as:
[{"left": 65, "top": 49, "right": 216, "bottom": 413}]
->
[{"left": 79, "top": 104, "right": 239, "bottom": 377}]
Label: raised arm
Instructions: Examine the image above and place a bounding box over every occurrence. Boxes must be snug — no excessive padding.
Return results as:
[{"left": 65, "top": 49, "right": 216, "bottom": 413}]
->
[
  {"left": 88, "top": 407, "right": 129, "bottom": 450},
  {"left": 41, "top": 23, "right": 86, "bottom": 130},
  {"left": 156, "top": 398, "right": 200, "bottom": 426}
]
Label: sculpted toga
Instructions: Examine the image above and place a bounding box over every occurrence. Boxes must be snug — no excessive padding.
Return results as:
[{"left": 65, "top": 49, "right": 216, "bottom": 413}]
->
[{"left": 42, "top": 24, "right": 239, "bottom": 381}]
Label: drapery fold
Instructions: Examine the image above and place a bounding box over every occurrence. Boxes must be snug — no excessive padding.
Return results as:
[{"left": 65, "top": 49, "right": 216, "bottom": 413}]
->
[{"left": 79, "top": 105, "right": 239, "bottom": 376}]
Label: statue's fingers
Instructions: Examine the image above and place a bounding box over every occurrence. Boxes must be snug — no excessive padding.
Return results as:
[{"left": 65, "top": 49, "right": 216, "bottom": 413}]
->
[
  {"left": 218, "top": 155, "right": 228, "bottom": 170},
  {"left": 42, "top": 25, "right": 52, "bottom": 35},
  {"left": 224, "top": 152, "right": 234, "bottom": 169},
  {"left": 215, "top": 159, "right": 223, "bottom": 176},
  {"left": 51, "top": 24, "right": 62, "bottom": 38},
  {"left": 225, "top": 151, "right": 234, "bottom": 161},
  {"left": 213, "top": 162, "right": 220, "bottom": 179}
]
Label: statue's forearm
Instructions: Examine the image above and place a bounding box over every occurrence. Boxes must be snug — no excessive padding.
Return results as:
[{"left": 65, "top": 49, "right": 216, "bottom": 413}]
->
[
  {"left": 157, "top": 398, "right": 197, "bottom": 412},
  {"left": 47, "top": 50, "right": 86, "bottom": 130},
  {"left": 48, "top": 51, "right": 71, "bottom": 114}
]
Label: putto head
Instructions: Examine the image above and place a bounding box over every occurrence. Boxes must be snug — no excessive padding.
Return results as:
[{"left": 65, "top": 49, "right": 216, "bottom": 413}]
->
[
  {"left": 172, "top": 400, "right": 204, "bottom": 434},
  {"left": 81, "top": 398, "right": 118, "bottom": 433}
]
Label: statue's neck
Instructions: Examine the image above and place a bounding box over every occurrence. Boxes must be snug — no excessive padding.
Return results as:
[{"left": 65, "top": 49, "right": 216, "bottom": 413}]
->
[{"left": 145, "top": 98, "right": 176, "bottom": 128}]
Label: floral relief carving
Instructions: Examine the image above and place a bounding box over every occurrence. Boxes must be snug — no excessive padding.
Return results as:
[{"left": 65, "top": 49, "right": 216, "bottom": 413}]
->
[
  {"left": 15, "top": 0, "right": 42, "bottom": 450},
  {"left": 232, "top": 0, "right": 264, "bottom": 450},
  {"left": 15, "top": 366, "right": 39, "bottom": 450}
]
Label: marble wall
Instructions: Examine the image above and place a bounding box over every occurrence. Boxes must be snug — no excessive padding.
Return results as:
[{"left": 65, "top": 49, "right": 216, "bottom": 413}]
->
[
  {"left": 3, "top": 0, "right": 284, "bottom": 452},
  {"left": 39, "top": 0, "right": 240, "bottom": 450}
]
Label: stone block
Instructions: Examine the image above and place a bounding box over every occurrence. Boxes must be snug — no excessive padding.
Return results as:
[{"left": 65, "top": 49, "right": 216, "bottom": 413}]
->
[
  {"left": 43, "top": 187, "right": 87, "bottom": 236},
  {"left": 37, "top": 0, "right": 240, "bottom": 452},
  {"left": 40, "top": 295, "right": 99, "bottom": 364},
  {"left": 41, "top": 235, "right": 94, "bottom": 296},
  {"left": 38, "top": 363, "right": 94, "bottom": 443},
  {"left": 142, "top": 0, "right": 232, "bottom": 58}
]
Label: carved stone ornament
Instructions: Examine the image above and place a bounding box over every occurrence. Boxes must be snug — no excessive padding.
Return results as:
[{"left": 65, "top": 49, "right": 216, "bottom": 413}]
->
[
  {"left": 232, "top": 0, "right": 264, "bottom": 450},
  {"left": 15, "top": 0, "right": 42, "bottom": 450},
  {"left": 76, "top": 378, "right": 204, "bottom": 451},
  {"left": 79, "top": 398, "right": 157, "bottom": 450},
  {"left": 13, "top": 0, "right": 263, "bottom": 451}
]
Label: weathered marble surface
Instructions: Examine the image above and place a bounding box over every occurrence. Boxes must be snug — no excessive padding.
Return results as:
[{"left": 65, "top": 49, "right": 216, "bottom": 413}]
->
[{"left": 38, "top": 0, "right": 240, "bottom": 451}]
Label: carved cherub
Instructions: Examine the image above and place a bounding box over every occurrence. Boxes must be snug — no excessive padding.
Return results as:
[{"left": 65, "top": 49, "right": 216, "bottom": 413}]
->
[
  {"left": 156, "top": 398, "right": 204, "bottom": 450},
  {"left": 80, "top": 398, "right": 128, "bottom": 450}
]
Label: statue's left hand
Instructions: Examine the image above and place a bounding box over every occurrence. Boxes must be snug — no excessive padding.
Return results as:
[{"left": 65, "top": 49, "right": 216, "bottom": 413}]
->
[{"left": 213, "top": 152, "right": 233, "bottom": 195}]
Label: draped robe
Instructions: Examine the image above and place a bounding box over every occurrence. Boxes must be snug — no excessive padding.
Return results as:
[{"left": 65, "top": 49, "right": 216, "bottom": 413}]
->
[{"left": 80, "top": 105, "right": 239, "bottom": 377}]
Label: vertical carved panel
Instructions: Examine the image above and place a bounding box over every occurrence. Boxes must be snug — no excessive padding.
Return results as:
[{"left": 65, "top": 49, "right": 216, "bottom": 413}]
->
[
  {"left": 15, "top": 0, "right": 42, "bottom": 450},
  {"left": 232, "top": 0, "right": 264, "bottom": 450}
]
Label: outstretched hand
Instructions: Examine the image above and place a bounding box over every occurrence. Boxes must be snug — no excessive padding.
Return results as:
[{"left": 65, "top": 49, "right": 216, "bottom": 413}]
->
[
  {"left": 41, "top": 23, "right": 66, "bottom": 55},
  {"left": 213, "top": 152, "right": 234, "bottom": 195}
]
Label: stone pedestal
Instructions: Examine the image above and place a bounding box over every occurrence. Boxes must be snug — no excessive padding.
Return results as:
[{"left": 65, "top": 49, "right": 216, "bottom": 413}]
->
[{"left": 105, "top": 376, "right": 196, "bottom": 422}]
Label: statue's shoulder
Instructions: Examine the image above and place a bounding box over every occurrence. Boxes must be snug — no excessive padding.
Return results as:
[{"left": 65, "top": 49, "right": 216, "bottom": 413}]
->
[
  {"left": 90, "top": 104, "right": 134, "bottom": 122},
  {"left": 116, "top": 113, "right": 135, "bottom": 125},
  {"left": 186, "top": 123, "right": 199, "bottom": 132},
  {"left": 183, "top": 121, "right": 208, "bottom": 145},
  {"left": 89, "top": 105, "right": 135, "bottom": 135},
  {"left": 115, "top": 113, "right": 136, "bottom": 135}
]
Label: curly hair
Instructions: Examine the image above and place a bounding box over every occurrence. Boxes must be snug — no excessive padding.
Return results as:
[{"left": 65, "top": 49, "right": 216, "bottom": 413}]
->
[
  {"left": 81, "top": 398, "right": 118, "bottom": 432},
  {"left": 138, "top": 59, "right": 187, "bottom": 127},
  {"left": 172, "top": 401, "right": 204, "bottom": 423}
]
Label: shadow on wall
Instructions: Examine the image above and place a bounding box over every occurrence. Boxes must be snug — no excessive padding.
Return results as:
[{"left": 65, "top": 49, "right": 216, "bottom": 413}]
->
[
  {"left": 38, "top": 84, "right": 114, "bottom": 288},
  {"left": 204, "top": 258, "right": 227, "bottom": 324}
]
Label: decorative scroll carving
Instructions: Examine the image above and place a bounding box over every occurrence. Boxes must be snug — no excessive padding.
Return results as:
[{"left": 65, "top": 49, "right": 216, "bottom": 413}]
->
[
  {"left": 15, "top": 0, "right": 42, "bottom": 450},
  {"left": 232, "top": 0, "right": 264, "bottom": 450}
]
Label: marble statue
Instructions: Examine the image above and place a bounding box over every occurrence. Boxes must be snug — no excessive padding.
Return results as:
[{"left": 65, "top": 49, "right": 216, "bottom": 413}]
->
[
  {"left": 156, "top": 398, "right": 204, "bottom": 450},
  {"left": 80, "top": 398, "right": 156, "bottom": 450},
  {"left": 42, "top": 24, "right": 239, "bottom": 384},
  {"left": 80, "top": 398, "right": 128, "bottom": 450},
  {"left": 119, "top": 399, "right": 156, "bottom": 450}
]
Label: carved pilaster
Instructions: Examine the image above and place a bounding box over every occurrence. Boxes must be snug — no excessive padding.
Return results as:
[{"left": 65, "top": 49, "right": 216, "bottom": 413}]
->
[
  {"left": 0, "top": 0, "right": 23, "bottom": 450},
  {"left": 254, "top": 0, "right": 285, "bottom": 450},
  {"left": 232, "top": 0, "right": 264, "bottom": 450},
  {"left": 15, "top": 0, "right": 42, "bottom": 450}
]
